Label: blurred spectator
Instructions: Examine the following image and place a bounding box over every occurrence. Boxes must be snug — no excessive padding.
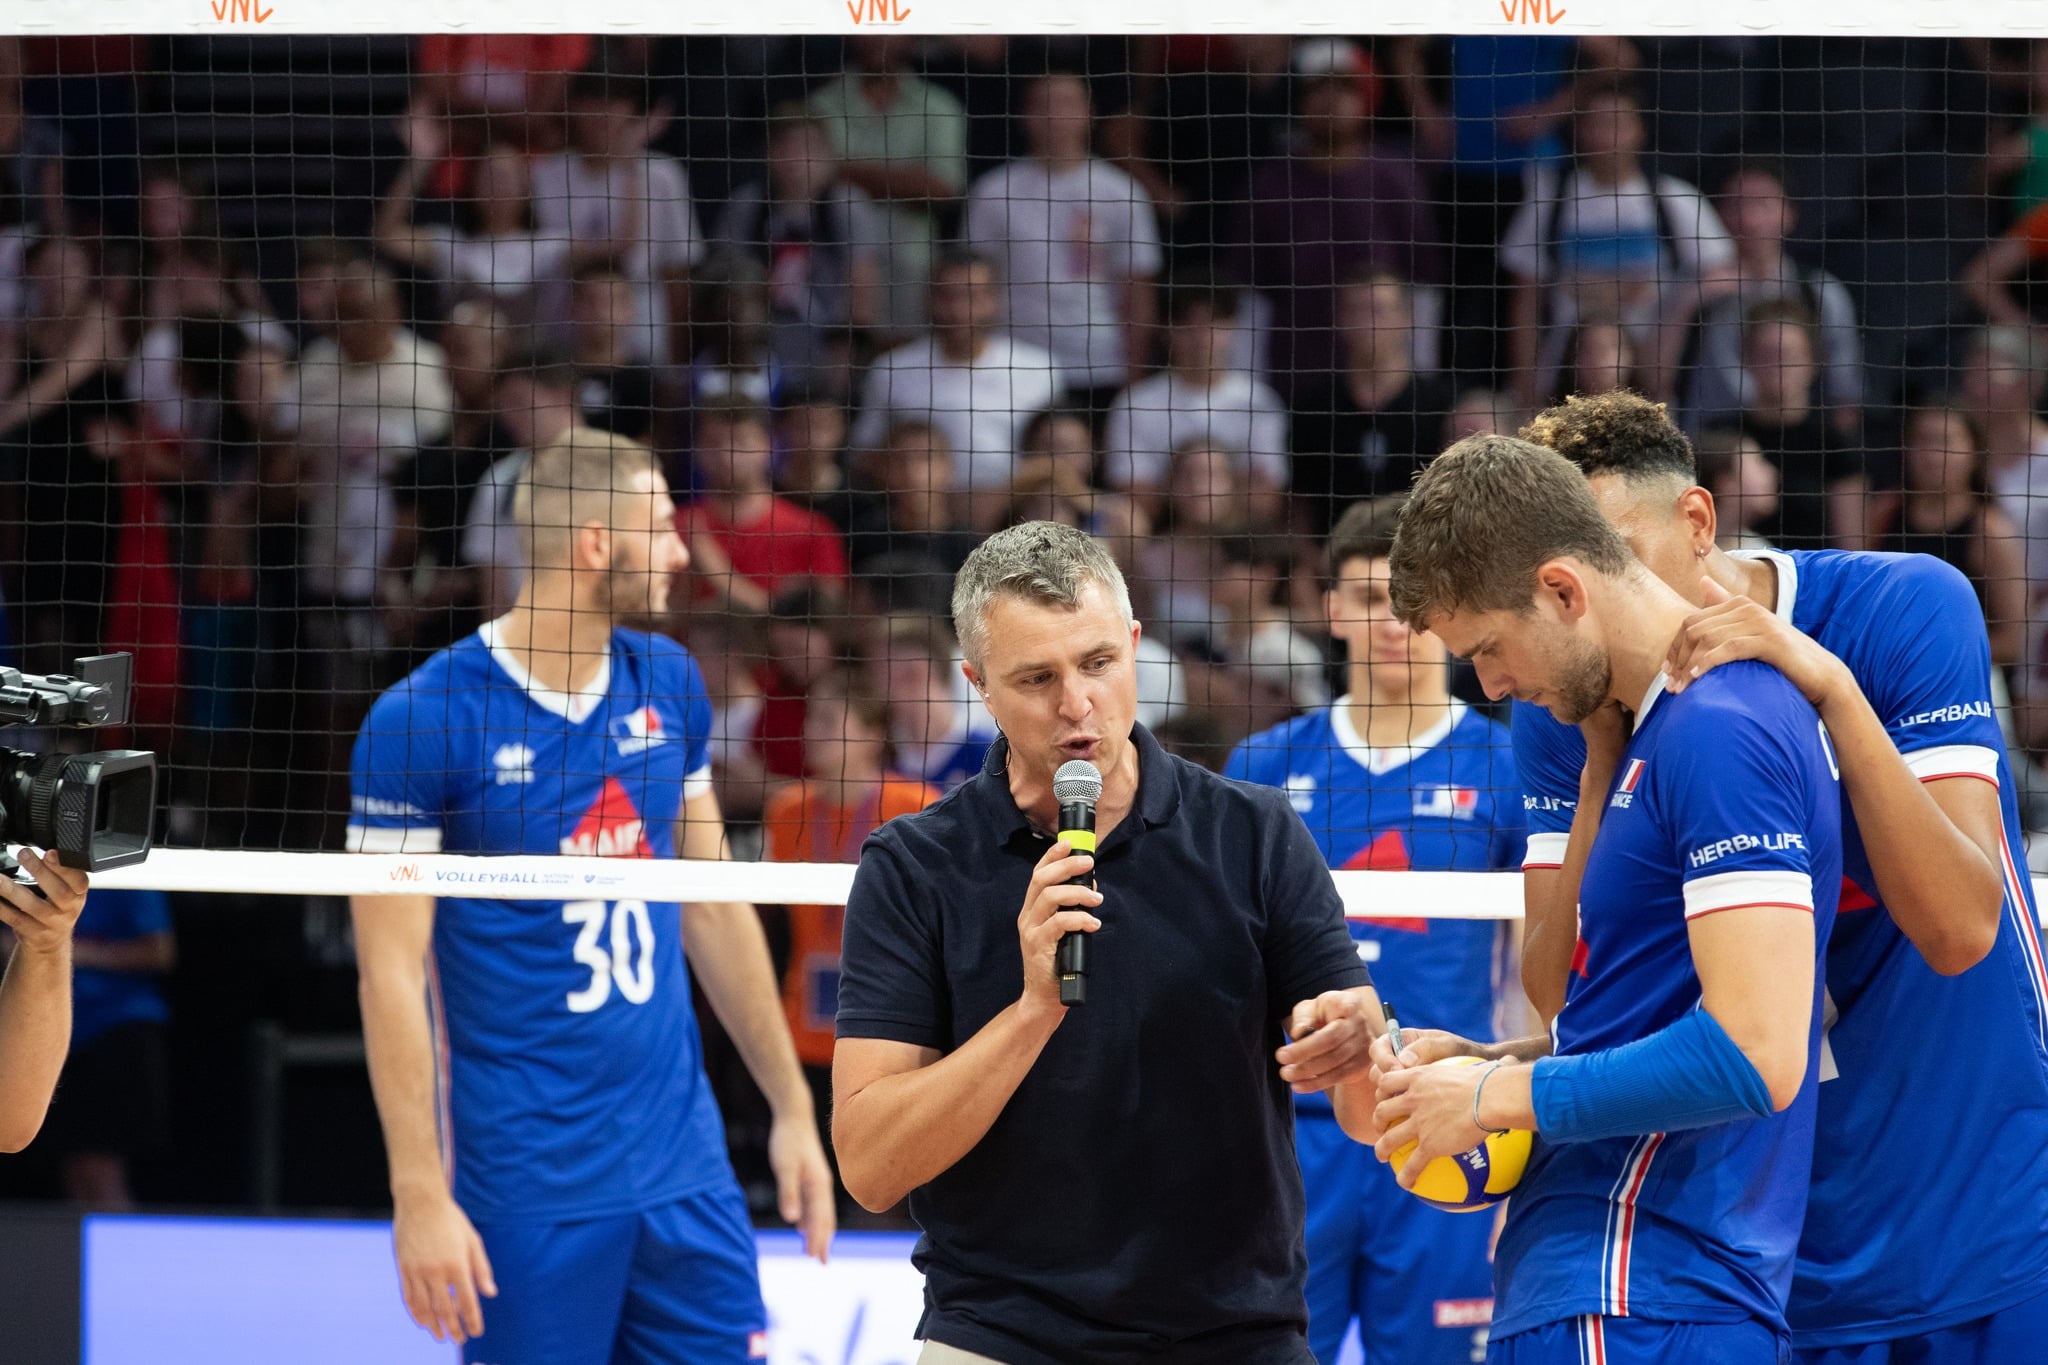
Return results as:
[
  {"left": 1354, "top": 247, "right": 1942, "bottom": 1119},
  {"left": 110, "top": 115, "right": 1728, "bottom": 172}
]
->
[
  {"left": 567, "top": 266, "right": 658, "bottom": 444},
  {"left": 0, "top": 233, "right": 132, "bottom": 672},
  {"left": 1390, "top": 36, "right": 1639, "bottom": 379},
  {"left": 1113, "top": 36, "right": 1296, "bottom": 252},
  {"left": 1291, "top": 268, "right": 1457, "bottom": 527},
  {"left": 1553, "top": 313, "right": 1649, "bottom": 405},
  {"left": 37, "top": 885, "right": 173, "bottom": 1210},
  {"left": 965, "top": 73, "right": 1163, "bottom": 410},
  {"left": 375, "top": 108, "right": 611, "bottom": 332},
  {"left": 533, "top": 68, "right": 704, "bottom": 366},
  {"left": 1227, "top": 45, "right": 1444, "bottom": 399},
  {"left": 1966, "top": 328, "right": 2048, "bottom": 663},
  {"left": 1979, "top": 40, "right": 2048, "bottom": 222},
  {"left": 382, "top": 302, "right": 514, "bottom": 664},
  {"left": 711, "top": 107, "right": 886, "bottom": 395},
  {"left": 413, "top": 34, "right": 592, "bottom": 195},
  {"left": 1445, "top": 387, "right": 1523, "bottom": 444},
  {"left": 805, "top": 36, "right": 968, "bottom": 336},
  {"left": 1693, "top": 427, "right": 1780, "bottom": 552},
  {"left": 1963, "top": 205, "right": 2048, "bottom": 331},
  {"left": 1735, "top": 299, "right": 1868, "bottom": 551},
  {"left": 678, "top": 394, "right": 848, "bottom": 614},
  {"left": 284, "top": 260, "right": 453, "bottom": 639},
  {"left": 1872, "top": 404, "right": 2026, "bottom": 667},
  {"left": 761, "top": 667, "right": 939, "bottom": 1200},
  {"left": 1687, "top": 163, "right": 1864, "bottom": 436},
  {"left": 872, "top": 611, "right": 998, "bottom": 792},
  {"left": 1498, "top": 80, "right": 1735, "bottom": 409},
  {"left": 460, "top": 355, "right": 583, "bottom": 623},
  {"left": 1206, "top": 532, "right": 1330, "bottom": 738},
  {"left": 1136, "top": 440, "right": 1246, "bottom": 650},
  {"left": 848, "top": 250, "right": 1065, "bottom": 510},
  {"left": 687, "top": 250, "right": 781, "bottom": 409},
  {"left": 845, "top": 420, "right": 977, "bottom": 574},
  {"left": 685, "top": 609, "right": 773, "bottom": 824},
  {"left": 772, "top": 386, "right": 851, "bottom": 507},
  {"left": 289, "top": 238, "right": 355, "bottom": 354},
  {"left": 1103, "top": 269, "right": 1288, "bottom": 521},
  {"left": 752, "top": 583, "right": 848, "bottom": 784}
]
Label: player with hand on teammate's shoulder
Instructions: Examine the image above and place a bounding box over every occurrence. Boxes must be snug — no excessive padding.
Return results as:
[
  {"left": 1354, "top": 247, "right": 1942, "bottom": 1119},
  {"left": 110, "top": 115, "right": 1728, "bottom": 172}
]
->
[{"left": 1375, "top": 433, "right": 1841, "bottom": 1365}]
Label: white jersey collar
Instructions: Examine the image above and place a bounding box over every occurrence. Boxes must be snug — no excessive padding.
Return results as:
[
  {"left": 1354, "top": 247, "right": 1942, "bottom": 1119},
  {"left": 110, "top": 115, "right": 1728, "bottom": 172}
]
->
[
  {"left": 1329, "top": 697, "right": 1467, "bottom": 776},
  {"left": 480, "top": 617, "right": 613, "bottom": 724}
]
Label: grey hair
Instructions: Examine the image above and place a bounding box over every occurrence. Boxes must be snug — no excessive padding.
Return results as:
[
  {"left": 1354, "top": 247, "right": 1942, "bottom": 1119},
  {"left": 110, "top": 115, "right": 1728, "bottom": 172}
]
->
[{"left": 952, "top": 520, "right": 1136, "bottom": 669}]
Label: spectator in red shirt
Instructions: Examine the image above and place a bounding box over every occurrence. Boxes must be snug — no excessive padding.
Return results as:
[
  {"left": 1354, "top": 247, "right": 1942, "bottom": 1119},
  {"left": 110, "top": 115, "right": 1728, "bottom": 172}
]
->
[
  {"left": 678, "top": 393, "right": 848, "bottom": 613},
  {"left": 412, "top": 34, "right": 594, "bottom": 198}
]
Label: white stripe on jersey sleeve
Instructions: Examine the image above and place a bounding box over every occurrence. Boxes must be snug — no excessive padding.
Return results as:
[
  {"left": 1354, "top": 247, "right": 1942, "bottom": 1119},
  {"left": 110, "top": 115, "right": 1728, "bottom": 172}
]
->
[
  {"left": 1901, "top": 743, "right": 2000, "bottom": 785},
  {"left": 1523, "top": 831, "right": 1569, "bottom": 870},
  {"left": 683, "top": 766, "right": 714, "bottom": 801},
  {"left": 346, "top": 824, "right": 444, "bottom": 854},
  {"left": 1682, "top": 868, "right": 1813, "bottom": 920}
]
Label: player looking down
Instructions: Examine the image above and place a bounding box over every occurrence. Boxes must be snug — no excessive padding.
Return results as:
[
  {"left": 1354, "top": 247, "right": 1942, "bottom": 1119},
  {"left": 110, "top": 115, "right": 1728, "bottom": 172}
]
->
[
  {"left": 1377, "top": 434, "right": 1841, "bottom": 1365},
  {"left": 348, "top": 426, "right": 833, "bottom": 1364},
  {"left": 1498, "top": 391, "right": 2048, "bottom": 1362}
]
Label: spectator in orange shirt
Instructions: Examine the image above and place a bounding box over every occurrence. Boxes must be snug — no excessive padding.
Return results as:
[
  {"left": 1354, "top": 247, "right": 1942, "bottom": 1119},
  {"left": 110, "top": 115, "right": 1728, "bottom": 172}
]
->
[
  {"left": 678, "top": 393, "right": 849, "bottom": 612},
  {"left": 761, "top": 668, "right": 940, "bottom": 1187}
]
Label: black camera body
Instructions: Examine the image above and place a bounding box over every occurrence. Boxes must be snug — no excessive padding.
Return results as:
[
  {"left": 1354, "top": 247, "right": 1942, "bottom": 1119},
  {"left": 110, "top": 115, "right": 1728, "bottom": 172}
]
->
[{"left": 0, "top": 654, "right": 157, "bottom": 876}]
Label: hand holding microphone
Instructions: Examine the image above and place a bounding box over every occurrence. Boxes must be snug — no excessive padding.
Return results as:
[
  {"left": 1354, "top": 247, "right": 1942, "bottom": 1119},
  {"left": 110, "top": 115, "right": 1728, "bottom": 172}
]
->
[{"left": 1053, "top": 761, "right": 1103, "bottom": 1007}]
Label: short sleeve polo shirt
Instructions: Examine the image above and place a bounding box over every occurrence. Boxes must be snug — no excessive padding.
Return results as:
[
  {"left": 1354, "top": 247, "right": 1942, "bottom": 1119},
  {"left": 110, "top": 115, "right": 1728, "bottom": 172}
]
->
[{"left": 838, "top": 723, "right": 1371, "bottom": 1365}]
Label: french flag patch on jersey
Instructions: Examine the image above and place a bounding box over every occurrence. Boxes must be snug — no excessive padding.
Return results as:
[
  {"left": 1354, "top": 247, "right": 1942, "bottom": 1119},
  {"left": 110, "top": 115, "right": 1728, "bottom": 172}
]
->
[
  {"left": 1611, "top": 759, "right": 1646, "bottom": 809},
  {"left": 1412, "top": 785, "right": 1481, "bottom": 819},
  {"left": 616, "top": 706, "right": 668, "bottom": 755}
]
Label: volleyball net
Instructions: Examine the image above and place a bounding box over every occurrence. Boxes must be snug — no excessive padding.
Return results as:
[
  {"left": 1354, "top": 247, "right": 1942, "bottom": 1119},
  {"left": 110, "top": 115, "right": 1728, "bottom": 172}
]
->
[{"left": 1, "top": 18, "right": 2047, "bottom": 923}]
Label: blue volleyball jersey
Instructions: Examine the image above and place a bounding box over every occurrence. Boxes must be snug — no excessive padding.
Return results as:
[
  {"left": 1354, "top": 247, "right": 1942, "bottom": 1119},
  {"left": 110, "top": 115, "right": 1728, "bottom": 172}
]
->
[
  {"left": 1512, "top": 550, "right": 2048, "bottom": 1345},
  {"left": 347, "top": 621, "right": 735, "bottom": 1225},
  {"left": 1226, "top": 701, "right": 1524, "bottom": 1118},
  {"left": 1494, "top": 661, "right": 1842, "bottom": 1340}
]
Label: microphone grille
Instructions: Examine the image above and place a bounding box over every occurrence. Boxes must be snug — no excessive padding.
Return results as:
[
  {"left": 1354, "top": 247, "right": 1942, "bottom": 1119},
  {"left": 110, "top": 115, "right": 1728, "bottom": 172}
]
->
[{"left": 1053, "top": 759, "right": 1103, "bottom": 805}]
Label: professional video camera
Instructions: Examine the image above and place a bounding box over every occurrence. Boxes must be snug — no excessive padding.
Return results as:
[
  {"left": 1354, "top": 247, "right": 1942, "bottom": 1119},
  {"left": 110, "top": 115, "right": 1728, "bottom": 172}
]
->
[{"left": 0, "top": 654, "right": 157, "bottom": 879}]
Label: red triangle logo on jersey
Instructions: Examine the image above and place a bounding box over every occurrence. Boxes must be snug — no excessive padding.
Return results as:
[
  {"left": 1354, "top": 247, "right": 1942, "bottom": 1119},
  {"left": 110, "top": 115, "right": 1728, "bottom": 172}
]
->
[
  {"left": 1571, "top": 936, "right": 1591, "bottom": 979},
  {"left": 560, "top": 777, "right": 652, "bottom": 859},
  {"left": 1839, "top": 876, "right": 1878, "bottom": 914},
  {"left": 1345, "top": 831, "right": 1428, "bottom": 933}
]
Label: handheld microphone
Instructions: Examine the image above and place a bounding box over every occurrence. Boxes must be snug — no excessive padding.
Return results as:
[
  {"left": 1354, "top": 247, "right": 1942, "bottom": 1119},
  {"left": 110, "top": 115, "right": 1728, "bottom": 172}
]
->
[{"left": 1052, "top": 759, "right": 1103, "bottom": 1007}]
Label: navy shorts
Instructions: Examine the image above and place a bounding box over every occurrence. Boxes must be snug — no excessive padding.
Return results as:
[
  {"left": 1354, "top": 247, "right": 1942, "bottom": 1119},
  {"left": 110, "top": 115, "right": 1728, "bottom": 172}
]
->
[
  {"left": 464, "top": 1182, "right": 767, "bottom": 1365},
  {"left": 1489, "top": 1315, "right": 1790, "bottom": 1365},
  {"left": 1297, "top": 1111, "right": 1497, "bottom": 1364},
  {"left": 1794, "top": 1282, "right": 2048, "bottom": 1365}
]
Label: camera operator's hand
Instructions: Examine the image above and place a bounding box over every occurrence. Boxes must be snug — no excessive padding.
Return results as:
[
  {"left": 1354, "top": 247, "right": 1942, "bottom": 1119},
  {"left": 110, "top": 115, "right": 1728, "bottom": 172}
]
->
[
  {"left": 1017, "top": 839, "right": 1101, "bottom": 1024},
  {"left": 0, "top": 849, "right": 88, "bottom": 958}
]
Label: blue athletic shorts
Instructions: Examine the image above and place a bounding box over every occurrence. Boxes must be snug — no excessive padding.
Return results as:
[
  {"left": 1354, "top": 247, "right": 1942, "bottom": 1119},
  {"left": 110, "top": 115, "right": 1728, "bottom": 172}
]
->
[
  {"left": 1297, "top": 1111, "right": 1497, "bottom": 1365},
  {"left": 1489, "top": 1315, "right": 1790, "bottom": 1365},
  {"left": 464, "top": 1182, "right": 767, "bottom": 1365},
  {"left": 1794, "top": 1282, "right": 2048, "bottom": 1365}
]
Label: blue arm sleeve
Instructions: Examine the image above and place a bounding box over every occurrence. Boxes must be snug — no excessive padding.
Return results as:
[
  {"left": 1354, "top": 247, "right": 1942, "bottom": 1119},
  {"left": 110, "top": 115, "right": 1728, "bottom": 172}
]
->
[{"left": 1532, "top": 1006, "right": 1773, "bottom": 1143}]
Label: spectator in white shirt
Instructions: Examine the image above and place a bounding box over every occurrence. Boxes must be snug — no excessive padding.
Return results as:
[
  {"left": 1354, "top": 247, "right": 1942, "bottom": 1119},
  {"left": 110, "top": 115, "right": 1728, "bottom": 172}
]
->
[
  {"left": 287, "top": 261, "right": 454, "bottom": 616},
  {"left": 848, "top": 249, "right": 1065, "bottom": 508},
  {"left": 1102, "top": 269, "right": 1288, "bottom": 518},
  {"left": 965, "top": 73, "right": 1164, "bottom": 410},
  {"left": 375, "top": 105, "right": 620, "bottom": 333},
  {"left": 531, "top": 69, "right": 706, "bottom": 366},
  {"left": 1497, "top": 80, "right": 1736, "bottom": 409},
  {"left": 460, "top": 356, "right": 585, "bottom": 623}
]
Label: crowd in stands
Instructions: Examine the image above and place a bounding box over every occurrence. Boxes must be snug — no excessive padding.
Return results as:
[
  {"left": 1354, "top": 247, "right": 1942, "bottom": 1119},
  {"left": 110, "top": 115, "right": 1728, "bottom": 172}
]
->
[{"left": 10, "top": 30, "right": 2048, "bottom": 1212}]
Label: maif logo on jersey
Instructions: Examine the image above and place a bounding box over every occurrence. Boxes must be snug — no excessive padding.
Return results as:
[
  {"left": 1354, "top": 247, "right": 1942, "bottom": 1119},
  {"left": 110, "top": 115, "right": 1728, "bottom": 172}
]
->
[
  {"left": 1413, "top": 785, "right": 1480, "bottom": 819},
  {"left": 615, "top": 706, "right": 668, "bottom": 756},
  {"left": 1610, "top": 758, "right": 1646, "bottom": 809},
  {"left": 561, "top": 778, "right": 653, "bottom": 859}
]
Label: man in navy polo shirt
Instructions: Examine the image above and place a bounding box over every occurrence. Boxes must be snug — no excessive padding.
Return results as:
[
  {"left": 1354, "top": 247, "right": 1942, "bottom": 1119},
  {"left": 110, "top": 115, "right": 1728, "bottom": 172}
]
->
[{"left": 834, "top": 520, "right": 1385, "bottom": 1365}]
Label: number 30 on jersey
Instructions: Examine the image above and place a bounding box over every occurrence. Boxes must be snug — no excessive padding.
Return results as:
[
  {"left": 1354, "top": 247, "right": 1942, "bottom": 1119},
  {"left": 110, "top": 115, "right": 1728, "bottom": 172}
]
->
[{"left": 563, "top": 899, "right": 657, "bottom": 1012}]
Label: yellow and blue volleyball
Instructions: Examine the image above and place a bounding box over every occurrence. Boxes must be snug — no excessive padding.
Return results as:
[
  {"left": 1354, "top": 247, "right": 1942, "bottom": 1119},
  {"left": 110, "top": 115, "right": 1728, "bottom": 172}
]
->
[{"left": 1389, "top": 1055, "right": 1534, "bottom": 1213}]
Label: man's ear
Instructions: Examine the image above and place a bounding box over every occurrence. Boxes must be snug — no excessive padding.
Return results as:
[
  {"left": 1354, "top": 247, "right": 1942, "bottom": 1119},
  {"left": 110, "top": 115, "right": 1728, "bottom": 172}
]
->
[
  {"left": 960, "top": 658, "right": 987, "bottom": 698},
  {"left": 572, "top": 520, "right": 611, "bottom": 573},
  {"left": 1679, "top": 485, "right": 1719, "bottom": 550},
  {"left": 1535, "top": 559, "right": 1592, "bottom": 624}
]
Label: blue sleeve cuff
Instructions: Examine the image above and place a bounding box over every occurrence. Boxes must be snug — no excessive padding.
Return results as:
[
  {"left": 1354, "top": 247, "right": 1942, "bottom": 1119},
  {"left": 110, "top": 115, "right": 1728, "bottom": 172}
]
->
[{"left": 1532, "top": 1007, "right": 1775, "bottom": 1144}]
